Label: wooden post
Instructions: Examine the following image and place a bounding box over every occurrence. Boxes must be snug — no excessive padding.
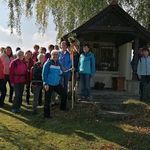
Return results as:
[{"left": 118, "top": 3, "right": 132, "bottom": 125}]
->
[{"left": 71, "top": 51, "right": 74, "bottom": 109}]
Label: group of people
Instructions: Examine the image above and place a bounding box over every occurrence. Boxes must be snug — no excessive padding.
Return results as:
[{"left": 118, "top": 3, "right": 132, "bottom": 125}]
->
[{"left": 0, "top": 41, "right": 95, "bottom": 118}]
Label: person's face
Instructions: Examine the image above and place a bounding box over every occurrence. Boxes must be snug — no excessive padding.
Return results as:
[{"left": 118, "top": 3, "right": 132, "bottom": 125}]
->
[
  {"left": 25, "top": 52, "right": 32, "bottom": 60},
  {"left": 39, "top": 56, "right": 45, "bottom": 63},
  {"left": 19, "top": 53, "right": 24, "bottom": 60},
  {"left": 52, "top": 53, "right": 58, "bottom": 61},
  {"left": 6, "top": 48, "right": 12, "bottom": 56},
  {"left": 61, "top": 41, "right": 67, "bottom": 50},
  {"left": 83, "top": 46, "right": 89, "bottom": 53},
  {"left": 143, "top": 50, "right": 149, "bottom": 57},
  {"left": 34, "top": 46, "right": 39, "bottom": 52},
  {"left": 41, "top": 49, "right": 46, "bottom": 54}
]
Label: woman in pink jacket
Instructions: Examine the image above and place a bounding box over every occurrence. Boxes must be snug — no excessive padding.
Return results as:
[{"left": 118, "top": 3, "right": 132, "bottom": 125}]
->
[
  {"left": 0, "top": 58, "right": 5, "bottom": 108},
  {"left": 0, "top": 46, "right": 14, "bottom": 103},
  {"left": 10, "top": 50, "right": 28, "bottom": 113}
]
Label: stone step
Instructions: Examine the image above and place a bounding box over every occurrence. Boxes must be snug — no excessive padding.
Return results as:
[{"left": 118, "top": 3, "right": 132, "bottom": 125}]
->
[{"left": 96, "top": 110, "right": 134, "bottom": 121}]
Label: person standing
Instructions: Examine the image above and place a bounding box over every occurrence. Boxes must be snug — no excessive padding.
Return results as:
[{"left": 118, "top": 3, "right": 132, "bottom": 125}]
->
[
  {"left": 59, "top": 41, "right": 72, "bottom": 93},
  {"left": 137, "top": 47, "right": 150, "bottom": 100},
  {"left": 10, "top": 50, "right": 28, "bottom": 113},
  {"left": 0, "top": 57, "right": 5, "bottom": 108},
  {"left": 42, "top": 50, "right": 67, "bottom": 118},
  {"left": 78, "top": 43, "right": 95, "bottom": 101},
  {"left": 32, "top": 44, "right": 40, "bottom": 64},
  {"left": 24, "top": 50, "right": 34, "bottom": 105},
  {"left": 31, "top": 53, "right": 45, "bottom": 114},
  {"left": 45, "top": 44, "right": 54, "bottom": 62},
  {"left": 0, "top": 46, "right": 14, "bottom": 103}
]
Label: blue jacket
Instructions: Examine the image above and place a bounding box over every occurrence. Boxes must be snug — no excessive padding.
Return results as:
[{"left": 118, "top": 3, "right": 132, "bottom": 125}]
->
[
  {"left": 59, "top": 50, "right": 72, "bottom": 71},
  {"left": 79, "top": 51, "right": 95, "bottom": 75},
  {"left": 42, "top": 59, "right": 62, "bottom": 86},
  {"left": 137, "top": 56, "right": 150, "bottom": 76}
]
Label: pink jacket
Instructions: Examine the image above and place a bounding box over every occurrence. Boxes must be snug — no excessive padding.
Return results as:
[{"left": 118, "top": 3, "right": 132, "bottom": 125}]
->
[
  {"left": 9, "top": 58, "right": 28, "bottom": 84},
  {"left": 0, "top": 53, "right": 14, "bottom": 75},
  {"left": 0, "top": 58, "right": 4, "bottom": 79}
]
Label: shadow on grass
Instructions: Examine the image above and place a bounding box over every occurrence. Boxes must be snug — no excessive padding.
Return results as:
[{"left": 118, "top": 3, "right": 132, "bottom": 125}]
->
[{"left": 1, "top": 102, "right": 150, "bottom": 150}]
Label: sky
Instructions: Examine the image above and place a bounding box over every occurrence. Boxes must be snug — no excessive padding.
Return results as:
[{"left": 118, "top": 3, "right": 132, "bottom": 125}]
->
[{"left": 0, "top": 1, "right": 57, "bottom": 53}]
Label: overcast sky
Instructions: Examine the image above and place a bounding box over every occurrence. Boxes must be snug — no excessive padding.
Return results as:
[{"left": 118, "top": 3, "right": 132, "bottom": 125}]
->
[{"left": 0, "top": 1, "right": 57, "bottom": 53}]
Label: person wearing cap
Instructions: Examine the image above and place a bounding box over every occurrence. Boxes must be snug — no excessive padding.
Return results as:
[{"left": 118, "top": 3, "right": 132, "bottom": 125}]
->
[{"left": 42, "top": 49, "right": 67, "bottom": 118}]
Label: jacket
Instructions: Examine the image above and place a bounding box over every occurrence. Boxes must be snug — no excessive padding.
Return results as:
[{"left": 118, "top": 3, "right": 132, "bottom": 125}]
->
[
  {"left": 31, "top": 62, "right": 43, "bottom": 86},
  {"left": 42, "top": 59, "right": 62, "bottom": 86},
  {"left": 78, "top": 51, "right": 96, "bottom": 75},
  {"left": 9, "top": 58, "right": 28, "bottom": 84},
  {"left": 32, "top": 51, "right": 39, "bottom": 64},
  {"left": 0, "top": 58, "right": 4, "bottom": 79},
  {"left": 59, "top": 50, "right": 72, "bottom": 71},
  {"left": 0, "top": 53, "right": 14, "bottom": 75},
  {"left": 137, "top": 56, "right": 150, "bottom": 76},
  {"left": 25, "top": 58, "right": 34, "bottom": 82}
]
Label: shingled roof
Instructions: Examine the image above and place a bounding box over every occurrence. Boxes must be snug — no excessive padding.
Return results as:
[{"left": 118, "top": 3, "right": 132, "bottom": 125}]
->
[{"left": 64, "top": 3, "right": 150, "bottom": 46}]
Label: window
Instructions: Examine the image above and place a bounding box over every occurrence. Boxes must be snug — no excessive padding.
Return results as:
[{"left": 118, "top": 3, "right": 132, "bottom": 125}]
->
[{"left": 93, "top": 45, "right": 118, "bottom": 71}]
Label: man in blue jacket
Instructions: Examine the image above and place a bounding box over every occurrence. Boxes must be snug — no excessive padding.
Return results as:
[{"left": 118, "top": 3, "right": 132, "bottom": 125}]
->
[
  {"left": 59, "top": 41, "right": 72, "bottom": 93},
  {"left": 42, "top": 50, "right": 67, "bottom": 118},
  {"left": 78, "top": 43, "right": 95, "bottom": 101}
]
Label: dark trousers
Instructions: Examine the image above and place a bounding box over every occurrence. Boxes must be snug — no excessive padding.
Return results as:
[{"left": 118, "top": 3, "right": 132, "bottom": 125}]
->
[
  {"left": 80, "top": 74, "right": 91, "bottom": 98},
  {"left": 12, "top": 83, "right": 24, "bottom": 110},
  {"left": 33, "top": 86, "right": 43, "bottom": 112},
  {"left": 0, "top": 79, "right": 5, "bottom": 107},
  {"left": 61, "top": 73, "right": 70, "bottom": 93},
  {"left": 4, "top": 75, "right": 14, "bottom": 101},
  {"left": 44, "top": 84, "right": 67, "bottom": 117},
  {"left": 26, "top": 82, "right": 30, "bottom": 104},
  {"left": 140, "top": 75, "right": 150, "bottom": 100}
]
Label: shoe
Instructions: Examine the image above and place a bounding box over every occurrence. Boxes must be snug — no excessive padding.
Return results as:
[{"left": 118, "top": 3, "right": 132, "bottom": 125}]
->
[
  {"left": 60, "top": 108, "right": 69, "bottom": 112},
  {"left": 9, "top": 99, "right": 13, "bottom": 103},
  {"left": 86, "top": 97, "right": 92, "bottom": 101},
  {"left": 44, "top": 115, "right": 53, "bottom": 119},
  {"left": 32, "top": 110, "right": 37, "bottom": 115},
  {"left": 78, "top": 97, "right": 86, "bottom": 101},
  {"left": 12, "top": 109, "right": 20, "bottom": 113}
]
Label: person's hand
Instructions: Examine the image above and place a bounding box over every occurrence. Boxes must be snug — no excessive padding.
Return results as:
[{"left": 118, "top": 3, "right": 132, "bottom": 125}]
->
[
  {"left": 44, "top": 85, "right": 49, "bottom": 91},
  {"left": 71, "top": 67, "right": 75, "bottom": 72}
]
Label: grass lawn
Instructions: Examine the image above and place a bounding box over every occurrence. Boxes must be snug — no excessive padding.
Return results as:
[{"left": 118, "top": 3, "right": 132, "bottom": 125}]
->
[{"left": 0, "top": 97, "right": 150, "bottom": 150}]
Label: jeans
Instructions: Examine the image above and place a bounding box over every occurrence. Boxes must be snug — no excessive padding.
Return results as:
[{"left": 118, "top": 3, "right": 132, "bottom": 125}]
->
[
  {"left": 4, "top": 75, "right": 14, "bottom": 101},
  {"left": 61, "top": 72, "right": 70, "bottom": 92},
  {"left": 140, "top": 75, "right": 150, "bottom": 100},
  {"left": 0, "top": 79, "right": 5, "bottom": 107},
  {"left": 12, "top": 83, "right": 24, "bottom": 110},
  {"left": 44, "top": 84, "right": 67, "bottom": 117},
  {"left": 80, "top": 73, "right": 91, "bottom": 98},
  {"left": 32, "top": 86, "right": 43, "bottom": 112}
]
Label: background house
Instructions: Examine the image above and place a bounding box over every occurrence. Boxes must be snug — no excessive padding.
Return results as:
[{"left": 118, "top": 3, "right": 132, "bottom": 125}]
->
[{"left": 64, "top": 2, "right": 150, "bottom": 92}]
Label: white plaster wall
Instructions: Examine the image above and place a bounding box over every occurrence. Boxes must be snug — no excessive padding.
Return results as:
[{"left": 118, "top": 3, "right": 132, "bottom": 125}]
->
[{"left": 118, "top": 42, "right": 132, "bottom": 80}]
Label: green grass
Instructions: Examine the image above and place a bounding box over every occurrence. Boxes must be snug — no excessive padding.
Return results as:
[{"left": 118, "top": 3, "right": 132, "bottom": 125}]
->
[{"left": 0, "top": 98, "right": 150, "bottom": 150}]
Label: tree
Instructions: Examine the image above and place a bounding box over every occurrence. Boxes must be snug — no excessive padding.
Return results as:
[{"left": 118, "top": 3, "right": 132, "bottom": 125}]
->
[{"left": 4, "top": 0, "right": 150, "bottom": 38}]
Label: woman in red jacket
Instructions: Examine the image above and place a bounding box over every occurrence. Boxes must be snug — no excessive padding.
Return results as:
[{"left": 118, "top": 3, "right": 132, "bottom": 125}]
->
[
  {"left": 0, "top": 58, "right": 5, "bottom": 108},
  {"left": 10, "top": 50, "right": 28, "bottom": 113}
]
